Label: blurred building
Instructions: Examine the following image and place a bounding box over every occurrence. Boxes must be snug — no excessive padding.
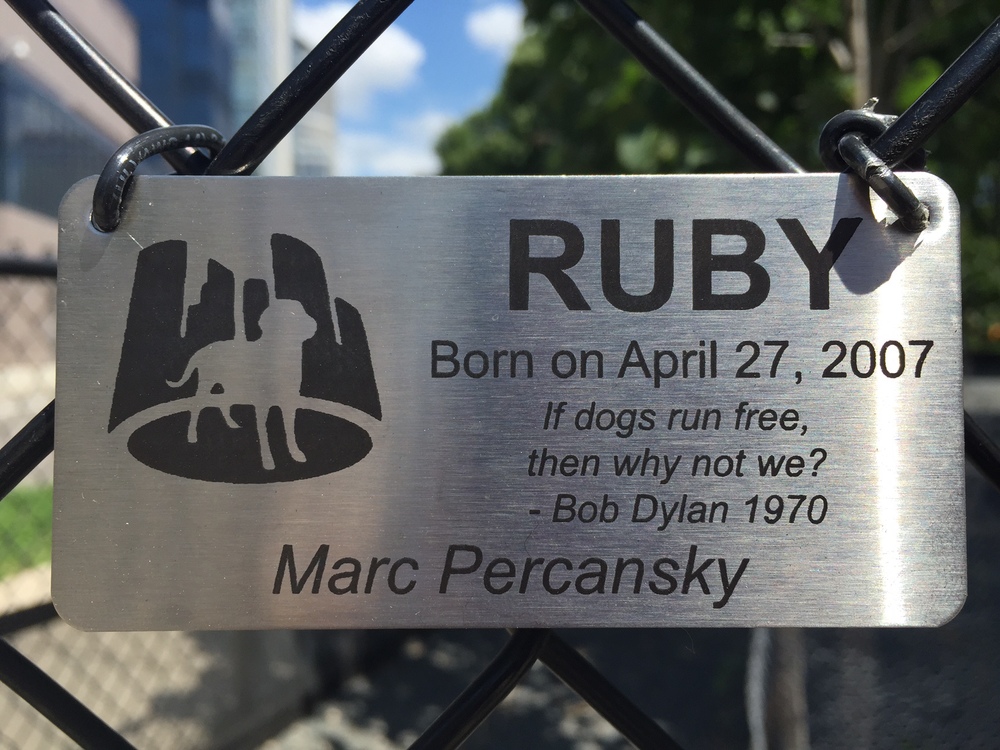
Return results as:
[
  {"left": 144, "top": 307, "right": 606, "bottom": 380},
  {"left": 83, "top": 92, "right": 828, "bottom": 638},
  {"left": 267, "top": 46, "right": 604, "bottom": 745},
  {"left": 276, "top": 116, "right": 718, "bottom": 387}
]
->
[
  {"left": 226, "top": 0, "right": 295, "bottom": 175},
  {"left": 225, "top": 0, "right": 336, "bottom": 176},
  {"left": 0, "top": 0, "right": 137, "bottom": 256},
  {"left": 123, "top": 0, "right": 335, "bottom": 176},
  {"left": 119, "top": 0, "right": 234, "bottom": 136},
  {"left": 292, "top": 35, "right": 336, "bottom": 177}
]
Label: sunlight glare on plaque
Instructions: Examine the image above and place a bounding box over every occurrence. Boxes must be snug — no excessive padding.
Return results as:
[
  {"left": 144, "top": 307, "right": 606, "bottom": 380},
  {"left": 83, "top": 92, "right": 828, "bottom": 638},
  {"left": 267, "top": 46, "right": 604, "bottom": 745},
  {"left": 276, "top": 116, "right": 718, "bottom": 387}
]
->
[{"left": 876, "top": 282, "right": 906, "bottom": 624}]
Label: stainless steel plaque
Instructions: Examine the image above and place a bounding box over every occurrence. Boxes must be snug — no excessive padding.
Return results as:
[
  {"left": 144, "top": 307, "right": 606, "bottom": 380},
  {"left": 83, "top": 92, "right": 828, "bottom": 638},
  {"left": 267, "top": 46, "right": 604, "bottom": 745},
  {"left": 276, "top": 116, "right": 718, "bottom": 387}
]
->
[{"left": 54, "top": 174, "right": 965, "bottom": 630}]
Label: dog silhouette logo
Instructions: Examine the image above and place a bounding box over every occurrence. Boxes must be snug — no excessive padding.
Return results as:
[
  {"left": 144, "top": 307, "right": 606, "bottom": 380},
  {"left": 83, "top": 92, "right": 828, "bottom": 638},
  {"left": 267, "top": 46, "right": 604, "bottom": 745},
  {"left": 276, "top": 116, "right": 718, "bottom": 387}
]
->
[{"left": 108, "top": 233, "right": 382, "bottom": 483}]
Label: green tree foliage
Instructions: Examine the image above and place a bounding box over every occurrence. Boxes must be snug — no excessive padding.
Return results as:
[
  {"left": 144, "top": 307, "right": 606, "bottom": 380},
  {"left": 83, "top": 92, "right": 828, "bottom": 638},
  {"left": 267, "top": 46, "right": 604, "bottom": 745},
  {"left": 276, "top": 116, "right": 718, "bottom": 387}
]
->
[{"left": 437, "top": 1, "right": 1000, "bottom": 351}]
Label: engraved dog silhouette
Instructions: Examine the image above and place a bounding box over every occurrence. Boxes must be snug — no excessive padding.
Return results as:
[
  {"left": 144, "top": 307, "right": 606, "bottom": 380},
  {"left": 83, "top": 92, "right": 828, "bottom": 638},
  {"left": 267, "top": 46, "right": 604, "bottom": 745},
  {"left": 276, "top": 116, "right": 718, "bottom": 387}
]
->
[{"left": 168, "top": 299, "right": 318, "bottom": 470}]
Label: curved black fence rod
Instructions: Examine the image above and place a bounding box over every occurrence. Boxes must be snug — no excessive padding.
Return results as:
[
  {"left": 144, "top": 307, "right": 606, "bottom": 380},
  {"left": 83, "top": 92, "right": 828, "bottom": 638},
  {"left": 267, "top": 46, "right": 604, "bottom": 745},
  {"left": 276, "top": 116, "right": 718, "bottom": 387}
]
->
[
  {"left": 206, "top": 0, "right": 415, "bottom": 176},
  {"left": 408, "top": 629, "right": 549, "bottom": 750},
  {"left": 575, "top": 0, "right": 804, "bottom": 174},
  {"left": 965, "top": 410, "right": 1000, "bottom": 497},
  {"left": 540, "top": 634, "right": 686, "bottom": 750},
  {"left": 0, "top": 401, "right": 53, "bottom": 502},
  {"left": 873, "top": 16, "right": 1000, "bottom": 168},
  {"left": 4, "top": 0, "right": 210, "bottom": 175},
  {"left": 0, "top": 255, "right": 56, "bottom": 278},
  {"left": 0, "top": 638, "right": 137, "bottom": 750}
]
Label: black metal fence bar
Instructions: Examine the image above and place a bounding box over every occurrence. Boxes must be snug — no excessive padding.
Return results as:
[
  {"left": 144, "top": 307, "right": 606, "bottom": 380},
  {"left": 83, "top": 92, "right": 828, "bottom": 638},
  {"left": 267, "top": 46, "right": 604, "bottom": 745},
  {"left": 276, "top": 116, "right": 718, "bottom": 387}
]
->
[
  {"left": 0, "top": 267, "right": 59, "bottom": 651},
  {"left": 873, "top": 16, "right": 1000, "bottom": 168},
  {"left": 5, "top": 0, "right": 210, "bottom": 174},
  {"left": 965, "top": 412, "right": 1000, "bottom": 496},
  {"left": 0, "top": 603, "right": 58, "bottom": 638},
  {"left": 206, "top": 0, "right": 416, "bottom": 176},
  {"left": 0, "top": 256, "right": 56, "bottom": 278},
  {"left": 0, "top": 401, "right": 53, "bottom": 501},
  {"left": 540, "top": 634, "right": 686, "bottom": 750},
  {"left": 408, "top": 629, "right": 550, "bottom": 750},
  {"left": 0, "top": 638, "right": 136, "bottom": 750},
  {"left": 575, "top": 0, "right": 805, "bottom": 174}
]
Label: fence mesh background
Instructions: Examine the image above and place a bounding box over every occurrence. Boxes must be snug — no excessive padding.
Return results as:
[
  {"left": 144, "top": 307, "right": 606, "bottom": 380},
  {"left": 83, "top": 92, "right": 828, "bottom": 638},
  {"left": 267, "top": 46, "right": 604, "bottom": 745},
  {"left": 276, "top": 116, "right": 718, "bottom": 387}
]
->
[
  {"left": 0, "top": 187, "right": 320, "bottom": 750},
  {"left": 0, "top": 278, "right": 54, "bottom": 489}
]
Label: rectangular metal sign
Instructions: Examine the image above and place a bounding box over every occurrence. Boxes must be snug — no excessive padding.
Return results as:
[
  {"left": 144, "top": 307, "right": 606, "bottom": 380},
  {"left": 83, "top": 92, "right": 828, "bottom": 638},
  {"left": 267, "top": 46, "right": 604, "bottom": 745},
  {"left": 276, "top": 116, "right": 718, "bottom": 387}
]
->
[{"left": 54, "top": 174, "right": 965, "bottom": 630}]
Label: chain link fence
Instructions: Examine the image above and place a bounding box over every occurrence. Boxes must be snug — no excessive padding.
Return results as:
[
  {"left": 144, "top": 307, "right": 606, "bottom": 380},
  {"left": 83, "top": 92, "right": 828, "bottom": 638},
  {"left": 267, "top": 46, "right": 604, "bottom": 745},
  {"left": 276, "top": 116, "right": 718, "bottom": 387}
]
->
[
  {"left": 0, "top": 263, "right": 329, "bottom": 750},
  {"left": 0, "top": 273, "right": 54, "bottom": 490},
  {"left": 0, "top": 0, "right": 999, "bottom": 748}
]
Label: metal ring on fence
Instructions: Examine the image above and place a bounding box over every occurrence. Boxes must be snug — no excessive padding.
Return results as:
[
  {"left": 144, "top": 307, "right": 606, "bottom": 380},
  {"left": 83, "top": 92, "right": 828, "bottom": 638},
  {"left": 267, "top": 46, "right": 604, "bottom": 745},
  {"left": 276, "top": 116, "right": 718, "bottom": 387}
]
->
[
  {"left": 818, "top": 106, "right": 896, "bottom": 172},
  {"left": 837, "top": 133, "right": 930, "bottom": 232},
  {"left": 819, "top": 105, "right": 930, "bottom": 233},
  {"left": 92, "top": 125, "right": 226, "bottom": 232},
  {"left": 818, "top": 104, "right": 927, "bottom": 172}
]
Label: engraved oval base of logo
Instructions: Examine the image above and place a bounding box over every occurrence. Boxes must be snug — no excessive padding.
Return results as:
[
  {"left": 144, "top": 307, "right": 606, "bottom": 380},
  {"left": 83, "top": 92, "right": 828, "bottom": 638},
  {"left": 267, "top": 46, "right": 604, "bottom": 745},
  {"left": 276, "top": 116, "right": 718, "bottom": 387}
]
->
[
  {"left": 106, "top": 232, "right": 382, "bottom": 484},
  {"left": 127, "top": 410, "right": 372, "bottom": 483}
]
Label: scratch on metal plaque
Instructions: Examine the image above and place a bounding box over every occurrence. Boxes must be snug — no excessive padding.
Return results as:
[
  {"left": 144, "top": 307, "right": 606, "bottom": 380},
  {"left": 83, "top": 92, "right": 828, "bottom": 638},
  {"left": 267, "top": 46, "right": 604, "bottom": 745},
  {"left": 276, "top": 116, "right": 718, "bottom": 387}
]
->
[{"left": 54, "top": 174, "right": 965, "bottom": 630}]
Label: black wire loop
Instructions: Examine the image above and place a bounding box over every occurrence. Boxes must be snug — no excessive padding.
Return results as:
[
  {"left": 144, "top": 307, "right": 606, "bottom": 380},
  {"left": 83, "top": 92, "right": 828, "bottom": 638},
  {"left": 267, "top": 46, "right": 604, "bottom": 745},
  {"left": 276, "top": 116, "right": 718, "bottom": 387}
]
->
[
  {"left": 818, "top": 105, "right": 926, "bottom": 173},
  {"left": 540, "top": 634, "right": 686, "bottom": 749},
  {"left": 92, "top": 125, "right": 226, "bottom": 233},
  {"left": 837, "top": 133, "right": 930, "bottom": 232}
]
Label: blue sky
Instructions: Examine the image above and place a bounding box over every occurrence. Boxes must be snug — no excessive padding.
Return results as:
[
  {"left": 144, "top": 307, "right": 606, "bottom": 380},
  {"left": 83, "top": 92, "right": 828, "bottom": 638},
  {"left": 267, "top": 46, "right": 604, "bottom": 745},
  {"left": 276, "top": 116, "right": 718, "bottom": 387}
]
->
[{"left": 294, "top": 1, "right": 525, "bottom": 175}]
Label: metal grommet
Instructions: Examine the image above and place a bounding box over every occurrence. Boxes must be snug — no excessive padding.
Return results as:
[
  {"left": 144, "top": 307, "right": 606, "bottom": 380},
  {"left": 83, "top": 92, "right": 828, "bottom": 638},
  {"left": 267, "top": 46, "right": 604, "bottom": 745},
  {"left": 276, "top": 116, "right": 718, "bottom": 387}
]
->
[
  {"left": 838, "top": 133, "right": 930, "bottom": 232},
  {"left": 92, "top": 125, "right": 226, "bottom": 232}
]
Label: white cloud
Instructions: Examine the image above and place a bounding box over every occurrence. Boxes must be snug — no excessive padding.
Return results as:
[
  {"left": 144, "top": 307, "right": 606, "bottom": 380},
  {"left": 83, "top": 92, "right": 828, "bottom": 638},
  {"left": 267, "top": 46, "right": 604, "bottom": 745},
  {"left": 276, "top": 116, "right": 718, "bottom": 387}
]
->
[
  {"left": 404, "top": 110, "right": 456, "bottom": 143},
  {"left": 465, "top": 3, "right": 525, "bottom": 57},
  {"left": 294, "top": 2, "right": 425, "bottom": 118},
  {"left": 337, "top": 110, "right": 456, "bottom": 176}
]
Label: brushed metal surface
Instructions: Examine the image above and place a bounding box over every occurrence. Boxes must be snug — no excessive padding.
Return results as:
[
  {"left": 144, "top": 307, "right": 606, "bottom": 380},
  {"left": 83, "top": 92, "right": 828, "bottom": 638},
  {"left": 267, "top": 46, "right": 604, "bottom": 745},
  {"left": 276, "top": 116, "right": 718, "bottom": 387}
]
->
[{"left": 54, "top": 174, "right": 965, "bottom": 630}]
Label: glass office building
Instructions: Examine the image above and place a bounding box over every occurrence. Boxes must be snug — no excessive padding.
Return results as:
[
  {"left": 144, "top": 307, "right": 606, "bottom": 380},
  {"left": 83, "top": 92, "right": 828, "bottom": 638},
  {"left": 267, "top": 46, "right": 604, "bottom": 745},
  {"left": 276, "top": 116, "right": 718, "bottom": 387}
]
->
[
  {"left": 0, "top": 63, "right": 116, "bottom": 218},
  {"left": 119, "top": 0, "right": 233, "bottom": 135}
]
